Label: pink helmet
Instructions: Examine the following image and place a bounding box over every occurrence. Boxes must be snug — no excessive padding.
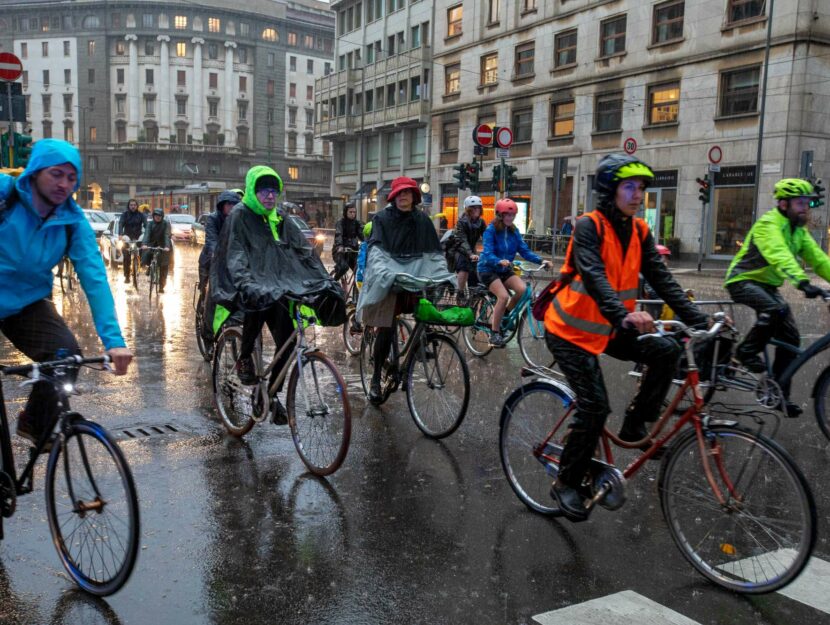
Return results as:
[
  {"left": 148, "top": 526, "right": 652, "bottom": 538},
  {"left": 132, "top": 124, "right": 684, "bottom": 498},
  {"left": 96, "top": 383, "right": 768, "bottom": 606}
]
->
[
  {"left": 495, "top": 198, "right": 518, "bottom": 215},
  {"left": 656, "top": 244, "right": 671, "bottom": 256}
]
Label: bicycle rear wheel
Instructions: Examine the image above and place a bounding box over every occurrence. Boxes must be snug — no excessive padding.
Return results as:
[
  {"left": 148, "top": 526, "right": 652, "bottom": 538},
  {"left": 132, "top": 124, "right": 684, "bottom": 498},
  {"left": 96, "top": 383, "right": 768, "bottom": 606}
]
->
[
  {"left": 517, "top": 308, "right": 552, "bottom": 369},
  {"left": 147, "top": 262, "right": 157, "bottom": 302},
  {"left": 45, "top": 419, "right": 140, "bottom": 596},
  {"left": 461, "top": 293, "right": 494, "bottom": 357},
  {"left": 659, "top": 424, "right": 816, "bottom": 594},
  {"left": 406, "top": 333, "right": 469, "bottom": 438},
  {"left": 499, "top": 380, "right": 573, "bottom": 516},
  {"left": 342, "top": 308, "right": 362, "bottom": 356},
  {"left": 213, "top": 326, "right": 256, "bottom": 437},
  {"left": 286, "top": 351, "right": 351, "bottom": 476}
]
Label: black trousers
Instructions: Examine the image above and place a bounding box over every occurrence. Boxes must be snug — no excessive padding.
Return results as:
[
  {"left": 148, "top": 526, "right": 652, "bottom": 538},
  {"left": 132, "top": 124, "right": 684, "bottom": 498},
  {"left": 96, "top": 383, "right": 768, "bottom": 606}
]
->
[
  {"left": 0, "top": 299, "right": 81, "bottom": 428},
  {"left": 545, "top": 330, "right": 681, "bottom": 488},
  {"left": 727, "top": 280, "right": 800, "bottom": 396},
  {"left": 240, "top": 303, "right": 294, "bottom": 391}
]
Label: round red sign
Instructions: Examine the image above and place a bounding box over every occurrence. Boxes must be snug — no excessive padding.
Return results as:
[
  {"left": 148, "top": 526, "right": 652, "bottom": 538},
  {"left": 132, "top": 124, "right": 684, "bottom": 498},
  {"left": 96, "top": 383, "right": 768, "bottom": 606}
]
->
[
  {"left": 708, "top": 145, "right": 723, "bottom": 164},
  {"left": 0, "top": 53, "right": 23, "bottom": 81},
  {"left": 495, "top": 127, "right": 513, "bottom": 149},
  {"left": 473, "top": 124, "right": 493, "bottom": 147},
  {"left": 623, "top": 137, "right": 637, "bottom": 155}
]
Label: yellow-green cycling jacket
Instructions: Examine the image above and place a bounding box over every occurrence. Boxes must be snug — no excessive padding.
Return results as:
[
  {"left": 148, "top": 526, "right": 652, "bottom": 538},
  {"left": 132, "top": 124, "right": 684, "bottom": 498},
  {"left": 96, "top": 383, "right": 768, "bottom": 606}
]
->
[{"left": 725, "top": 208, "right": 830, "bottom": 288}]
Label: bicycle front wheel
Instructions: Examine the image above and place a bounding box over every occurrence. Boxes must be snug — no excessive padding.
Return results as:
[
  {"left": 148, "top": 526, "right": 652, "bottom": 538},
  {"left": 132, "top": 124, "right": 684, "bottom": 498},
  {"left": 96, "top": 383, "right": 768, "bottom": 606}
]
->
[
  {"left": 342, "top": 308, "right": 362, "bottom": 356},
  {"left": 45, "top": 419, "right": 140, "bottom": 596},
  {"left": 286, "top": 351, "right": 351, "bottom": 476},
  {"left": 461, "top": 293, "right": 494, "bottom": 357},
  {"left": 213, "top": 327, "right": 256, "bottom": 437},
  {"left": 499, "top": 380, "right": 573, "bottom": 516},
  {"left": 406, "top": 333, "right": 469, "bottom": 438},
  {"left": 659, "top": 424, "right": 816, "bottom": 594},
  {"left": 517, "top": 308, "right": 552, "bottom": 369}
]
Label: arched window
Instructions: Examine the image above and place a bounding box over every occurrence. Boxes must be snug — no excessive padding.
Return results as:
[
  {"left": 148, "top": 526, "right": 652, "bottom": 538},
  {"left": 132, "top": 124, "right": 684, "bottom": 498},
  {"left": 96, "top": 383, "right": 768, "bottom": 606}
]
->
[{"left": 262, "top": 28, "right": 278, "bottom": 42}]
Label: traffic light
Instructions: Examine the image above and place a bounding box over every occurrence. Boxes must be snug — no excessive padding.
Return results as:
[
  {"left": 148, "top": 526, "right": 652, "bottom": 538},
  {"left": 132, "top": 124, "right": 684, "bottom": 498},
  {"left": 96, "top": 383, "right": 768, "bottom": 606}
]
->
[
  {"left": 504, "top": 164, "right": 518, "bottom": 193},
  {"left": 466, "top": 161, "right": 480, "bottom": 193},
  {"left": 492, "top": 164, "right": 503, "bottom": 193},
  {"left": 453, "top": 163, "right": 468, "bottom": 190},
  {"left": 12, "top": 132, "right": 32, "bottom": 168},
  {"left": 810, "top": 179, "right": 825, "bottom": 209},
  {"left": 696, "top": 175, "right": 710, "bottom": 205}
]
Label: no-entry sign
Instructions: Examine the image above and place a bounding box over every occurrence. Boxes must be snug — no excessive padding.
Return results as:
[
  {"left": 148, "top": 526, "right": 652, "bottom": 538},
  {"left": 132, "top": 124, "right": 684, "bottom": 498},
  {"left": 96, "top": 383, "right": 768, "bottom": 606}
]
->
[
  {"left": 473, "top": 124, "right": 493, "bottom": 147},
  {"left": 0, "top": 53, "right": 23, "bottom": 82}
]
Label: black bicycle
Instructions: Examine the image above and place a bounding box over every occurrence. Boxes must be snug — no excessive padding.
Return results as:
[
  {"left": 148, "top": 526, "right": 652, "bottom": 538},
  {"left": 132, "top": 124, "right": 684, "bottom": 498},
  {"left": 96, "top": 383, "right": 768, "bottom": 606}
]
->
[
  {"left": 193, "top": 281, "right": 213, "bottom": 362},
  {"left": 0, "top": 355, "right": 140, "bottom": 596},
  {"left": 143, "top": 246, "right": 165, "bottom": 302}
]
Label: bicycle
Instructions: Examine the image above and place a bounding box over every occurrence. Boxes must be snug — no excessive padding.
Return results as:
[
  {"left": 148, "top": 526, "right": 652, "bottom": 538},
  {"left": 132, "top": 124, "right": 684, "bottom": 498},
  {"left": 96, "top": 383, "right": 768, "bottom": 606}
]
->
[
  {"left": 358, "top": 275, "right": 471, "bottom": 439},
  {"left": 0, "top": 355, "right": 140, "bottom": 596},
  {"left": 462, "top": 263, "right": 552, "bottom": 368},
  {"left": 120, "top": 238, "right": 141, "bottom": 291},
  {"left": 335, "top": 248, "right": 362, "bottom": 356},
  {"left": 212, "top": 295, "right": 351, "bottom": 476},
  {"left": 499, "top": 312, "right": 816, "bottom": 594},
  {"left": 55, "top": 256, "right": 76, "bottom": 295},
  {"left": 193, "top": 280, "right": 213, "bottom": 362},
  {"left": 142, "top": 246, "right": 165, "bottom": 302}
]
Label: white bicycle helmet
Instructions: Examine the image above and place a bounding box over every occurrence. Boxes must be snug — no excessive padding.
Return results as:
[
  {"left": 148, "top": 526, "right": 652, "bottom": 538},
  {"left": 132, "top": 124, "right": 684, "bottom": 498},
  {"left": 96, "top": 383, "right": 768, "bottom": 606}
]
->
[{"left": 463, "top": 195, "right": 483, "bottom": 209}]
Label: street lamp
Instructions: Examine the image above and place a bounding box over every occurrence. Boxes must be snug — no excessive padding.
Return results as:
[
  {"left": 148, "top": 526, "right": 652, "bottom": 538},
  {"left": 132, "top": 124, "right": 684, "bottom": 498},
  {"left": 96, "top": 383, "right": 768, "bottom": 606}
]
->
[
  {"left": 75, "top": 104, "right": 88, "bottom": 206},
  {"left": 356, "top": 66, "right": 366, "bottom": 221}
]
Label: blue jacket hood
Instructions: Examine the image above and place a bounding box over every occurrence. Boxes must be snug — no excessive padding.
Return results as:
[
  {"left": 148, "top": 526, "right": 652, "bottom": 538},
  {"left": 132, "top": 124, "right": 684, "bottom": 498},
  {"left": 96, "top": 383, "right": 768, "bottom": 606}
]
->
[{"left": 17, "top": 138, "right": 83, "bottom": 196}]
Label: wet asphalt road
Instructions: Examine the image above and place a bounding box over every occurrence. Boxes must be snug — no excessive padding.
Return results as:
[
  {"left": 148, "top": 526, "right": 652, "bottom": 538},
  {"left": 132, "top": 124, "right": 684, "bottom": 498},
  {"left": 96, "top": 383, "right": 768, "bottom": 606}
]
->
[{"left": 0, "top": 246, "right": 829, "bottom": 625}]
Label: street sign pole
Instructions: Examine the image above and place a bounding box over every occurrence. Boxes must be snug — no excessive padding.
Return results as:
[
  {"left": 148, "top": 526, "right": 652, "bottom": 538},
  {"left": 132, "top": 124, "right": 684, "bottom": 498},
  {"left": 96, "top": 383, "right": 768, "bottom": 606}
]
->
[
  {"left": 5, "top": 82, "right": 13, "bottom": 167},
  {"left": 500, "top": 156, "right": 506, "bottom": 201}
]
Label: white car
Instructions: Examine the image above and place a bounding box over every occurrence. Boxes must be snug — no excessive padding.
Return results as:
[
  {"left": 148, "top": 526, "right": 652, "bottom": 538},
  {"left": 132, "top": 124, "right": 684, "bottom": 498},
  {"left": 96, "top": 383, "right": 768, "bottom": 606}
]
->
[
  {"left": 168, "top": 213, "right": 196, "bottom": 244},
  {"left": 83, "top": 210, "right": 110, "bottom": 239}
]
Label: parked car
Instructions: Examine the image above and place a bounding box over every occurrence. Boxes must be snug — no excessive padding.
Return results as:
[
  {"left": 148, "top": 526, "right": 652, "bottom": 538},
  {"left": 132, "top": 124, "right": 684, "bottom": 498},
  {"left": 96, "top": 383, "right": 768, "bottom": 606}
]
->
[
  {"left": 288, "top": 215, "right": 325, "bottom": 257},
  {"left": 168, "top": 213, "right": 196, "bottom": 244},
  {"left": 192, "top": 213, "right": 210, "bottom": 246},
  {"left": 83, "top": 210, "right": 110, "bottom": 239}
]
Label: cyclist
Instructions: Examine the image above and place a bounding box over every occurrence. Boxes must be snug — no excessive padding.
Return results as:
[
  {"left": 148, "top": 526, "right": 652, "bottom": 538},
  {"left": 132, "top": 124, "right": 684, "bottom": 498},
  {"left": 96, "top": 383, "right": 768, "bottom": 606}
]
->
[
  {"left": 210, "top": 165, "right": 336, "bottom": 423},
  {"left": 446, "top": 195, "right": 486, "bottom": 296},
  {"left": 332, "top": 202, "right": 364, "bottom": 282},
  {"left": 725, "top": 177, "right": 830, "bottom": 417},
  {"left": 0, "top": 139, "right": 132, "bottom": 446},
  {"left": 477, "top": 198, "right": 550, "bottom": 347},
  {"left": 542, "top": 154, "right": 706, "bottom": 522},
  {"left": 141, "top": 207, "right": 172, "bottom": 293},
  {"left": 118, "top": 198, "right": 146, "bottom": 282},
  {"left": 358, "top": 176, "right": 449, "bottom": 404}
]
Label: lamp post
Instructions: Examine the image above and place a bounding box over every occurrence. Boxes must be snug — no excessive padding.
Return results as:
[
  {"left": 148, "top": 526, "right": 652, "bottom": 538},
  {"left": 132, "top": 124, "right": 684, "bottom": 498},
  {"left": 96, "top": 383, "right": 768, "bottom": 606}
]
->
[
  {"left": 74, "top": 104, "right": 88, "bottom": 207},
  {"left": 752, "top": 0, "right": 775, "bottom": 221},
  {"left": 355, "top": 66, "right": 366, "bottom": 221}
]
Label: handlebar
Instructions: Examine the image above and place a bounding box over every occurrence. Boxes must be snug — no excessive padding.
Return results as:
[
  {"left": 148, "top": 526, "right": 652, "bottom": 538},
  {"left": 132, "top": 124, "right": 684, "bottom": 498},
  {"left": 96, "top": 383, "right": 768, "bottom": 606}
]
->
[
  {"left": 0, "top": 355, "right": 110, "bottom": 377},
  {"left": 513, "top": 261, "right": 549, "bottom": 274},
  {"left": 636, "top": 311, "right": 728, "bottom": 344}
]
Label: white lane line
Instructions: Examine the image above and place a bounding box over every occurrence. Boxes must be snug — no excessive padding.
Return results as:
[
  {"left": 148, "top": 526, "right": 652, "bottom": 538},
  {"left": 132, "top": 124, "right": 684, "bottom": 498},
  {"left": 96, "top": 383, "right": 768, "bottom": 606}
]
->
[{"left": 532, "top": 590, "right": 702, "bottom": 625}]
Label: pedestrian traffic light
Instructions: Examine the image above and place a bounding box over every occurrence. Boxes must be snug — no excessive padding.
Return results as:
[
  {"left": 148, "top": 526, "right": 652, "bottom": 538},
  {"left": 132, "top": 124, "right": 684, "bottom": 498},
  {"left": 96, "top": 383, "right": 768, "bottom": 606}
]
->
[
  {"left": 504, "top": 164, "right": 518, "bottom": 193},
  {"left": 453, "top": 163, "right": 468, "bottom": 190},
  {"left": 12, "top": 132, "right": 32, "bottom": 168},
  {"left": 492, "top": 164, "right": 503, "bottom": 193},
  {"left": 810, "top": 179, "right": 825, "bottom": 209},
  {"left": 696, "top": 175, "right": 710, "bottom": 205},
  {"left": 466, "top": 162, "right": 480, "bottom": 193}
]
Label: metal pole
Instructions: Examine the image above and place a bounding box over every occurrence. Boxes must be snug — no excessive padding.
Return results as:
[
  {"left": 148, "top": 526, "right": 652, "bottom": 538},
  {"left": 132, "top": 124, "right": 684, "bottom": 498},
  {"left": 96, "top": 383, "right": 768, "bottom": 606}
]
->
[
  {"left": 500, "top": 155, "right": 506, "bottom": 200},
  {"left": 552, "top": 157, "right": 562, "bottom": 260},
  {"left": 752, "top": 0, "right": 775, "bottom": 221},
  {"left": 357, "top": 68, "right": 365, "bottom": 221},
  {"left": 6, "top": 82, "right": 14, "bottom": 166}
]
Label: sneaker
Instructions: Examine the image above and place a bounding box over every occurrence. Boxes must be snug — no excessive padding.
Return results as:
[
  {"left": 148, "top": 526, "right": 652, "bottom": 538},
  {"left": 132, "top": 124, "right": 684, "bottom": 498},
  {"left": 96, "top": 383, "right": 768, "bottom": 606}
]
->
[
  {"left": 270, "top": 397, "right": 288, "bottom": 425},
  {"left": 737, "top": 353, "right": 766, "bottom": 373},
  {"left": 235, "top": 356, "right": 258, "bottom": 385},
  {"left": 784, "top": 400, "right": 803, "bottom": 419},
  {"left": 489, "top": 332, "right": 507, "bottom": 348},
  {"left": 16, "top": 410, "right": 53, "bottom": 453},
  {"left": 550, "top": 480, "right": 589, "bottom": 522}
]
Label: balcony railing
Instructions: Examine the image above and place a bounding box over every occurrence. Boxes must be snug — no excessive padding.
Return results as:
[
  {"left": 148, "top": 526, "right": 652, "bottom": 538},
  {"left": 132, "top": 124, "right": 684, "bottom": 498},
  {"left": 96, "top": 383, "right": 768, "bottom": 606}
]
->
[{"left": 315, "top": 46, "right": 431, "bottom": 98}]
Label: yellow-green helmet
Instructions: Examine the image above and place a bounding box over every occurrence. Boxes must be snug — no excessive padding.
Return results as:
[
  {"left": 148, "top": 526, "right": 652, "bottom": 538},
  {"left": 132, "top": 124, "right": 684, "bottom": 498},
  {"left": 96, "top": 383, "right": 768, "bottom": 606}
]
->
[
  {"left": 594, "top": 154, "right": 655, "bottom": 198},
  {"left": 774, "top": 178, "right": 814, "bottom": 200}
]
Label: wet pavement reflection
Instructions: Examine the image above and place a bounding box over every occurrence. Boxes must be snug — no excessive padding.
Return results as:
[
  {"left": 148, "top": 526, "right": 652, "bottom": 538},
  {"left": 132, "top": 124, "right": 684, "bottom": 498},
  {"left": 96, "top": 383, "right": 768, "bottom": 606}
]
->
[{"left": 0, "top": 248, "right": 828, "bottom": 624}]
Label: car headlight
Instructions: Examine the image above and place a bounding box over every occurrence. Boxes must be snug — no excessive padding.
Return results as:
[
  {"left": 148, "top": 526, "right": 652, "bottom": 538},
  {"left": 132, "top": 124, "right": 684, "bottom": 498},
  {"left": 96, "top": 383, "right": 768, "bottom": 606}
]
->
[{"left": 315, "top": 233, "right": 325, "bottom": 242}]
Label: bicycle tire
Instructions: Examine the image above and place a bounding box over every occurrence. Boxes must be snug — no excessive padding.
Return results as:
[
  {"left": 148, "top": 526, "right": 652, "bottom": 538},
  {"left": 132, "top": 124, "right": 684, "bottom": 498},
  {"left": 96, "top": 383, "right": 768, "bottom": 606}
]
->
[
  {"left": 499, "top": 379, "right": 573, "bottom": 516},
  {"left": 659, "top": 424, "right": 816, "bottom": 594},
  {"left": 131, "top": 253, "right": 139, "bottom": 291},
  {"left": 194, "top": 285, "right": 213, "bottom": 362},
  {"left": 517, "top": 308, "right": 553, "bottom": 369},
  {"left": 812, "top": 366, "right": 830, "bottom": 441},
  {"left": 461, "top": 293, "right": 494, "bottom": 357},
  {"left": 406, "top": 333, "right": 470, "bottom": 439},
  {"left": 213, "top": 326, "right": 256, "bottom": 437},
  {"left": 286, "top": 351, "right": 351, "bottom": 476},
  {"left": 147, "top": 261, "right": 157, "bottom": 302},
  {"left": 45, "top": 419, "right": 140, "bottom": 597},
  {"left": 342, "top": 308, "right": 362, "bottom": 356}
]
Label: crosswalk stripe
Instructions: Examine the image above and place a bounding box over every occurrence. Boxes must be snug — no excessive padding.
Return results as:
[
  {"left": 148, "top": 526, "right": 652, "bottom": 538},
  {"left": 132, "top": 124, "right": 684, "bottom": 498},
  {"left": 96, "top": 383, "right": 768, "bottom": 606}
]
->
[{"left": 532, "top": 590, "right": 702, "bottom": 625}]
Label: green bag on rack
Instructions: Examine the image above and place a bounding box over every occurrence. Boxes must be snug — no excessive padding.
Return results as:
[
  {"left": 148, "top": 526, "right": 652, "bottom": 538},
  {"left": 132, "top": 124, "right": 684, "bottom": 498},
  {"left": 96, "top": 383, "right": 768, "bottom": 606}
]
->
[{"left": 414, "top": 298, "right": 475, "bottom": 327}]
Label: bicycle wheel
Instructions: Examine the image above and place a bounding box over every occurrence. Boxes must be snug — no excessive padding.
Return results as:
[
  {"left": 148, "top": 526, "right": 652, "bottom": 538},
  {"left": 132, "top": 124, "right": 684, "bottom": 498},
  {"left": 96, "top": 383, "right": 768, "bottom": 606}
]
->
[
  {"left": 341, "top": 308, "right": 362, "bottom": 356},
  {"left": 461, "top": 293, "right": 494, "bottom": 357},
  {"left": 45, "top": 419, "right": 140, "bottom": 596},
  {"left": 131, "top": 254, "right": 139, "bottom": 291},
  {"left": 659, "top": 424, "right": 816, "bottom": 594},
  {"left": 286, "top": 351, "right": 351, "bottom": 476},
  {"left": 147, "top": 262, "right": 157, "bottom": 303},
  {"left": 406, "top": 333, "right": 469, "bottom": 438},
  {"left": 358, "top": 327, "right": 395, "bottom": 405},
  {"left": 213, "top": 326, "right": 256, "bottom": 437},
  {"left": 499, "top": 379, "right": 573, "bottom": 516},
  {"left": 812, "top": 366, "right": 830, "bottom": 441},
  {"left": 517, "top": 308, "right": 552, "bottom": 368},
  {"left": 194, "top": 286, "right": 213, "bottom": 362}
]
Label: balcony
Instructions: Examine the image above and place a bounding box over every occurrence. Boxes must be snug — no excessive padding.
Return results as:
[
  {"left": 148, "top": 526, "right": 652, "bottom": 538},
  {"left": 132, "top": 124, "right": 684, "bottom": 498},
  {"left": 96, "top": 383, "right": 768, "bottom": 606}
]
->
[
  {"left": 315, "top": 46, "right": 431, "bottom": 100},
  {"left": 107, "top": 141, "right": 241, "bottom": 155},
  {"left": 314, "top": 115, "right": 354, "bottom": 138}
]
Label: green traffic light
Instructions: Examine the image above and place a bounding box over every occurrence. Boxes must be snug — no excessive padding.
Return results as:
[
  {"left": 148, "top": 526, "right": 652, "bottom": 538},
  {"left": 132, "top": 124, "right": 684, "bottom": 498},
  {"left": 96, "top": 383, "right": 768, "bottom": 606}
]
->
[{"left": 12, "top": 132, "right": 33, "bottom": 168}]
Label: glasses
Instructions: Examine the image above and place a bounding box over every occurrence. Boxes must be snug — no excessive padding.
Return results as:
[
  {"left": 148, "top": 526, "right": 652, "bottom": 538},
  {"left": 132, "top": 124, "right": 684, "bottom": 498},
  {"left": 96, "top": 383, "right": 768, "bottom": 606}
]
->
[{"left": 256, "top": 188, "right": 279, "bottom": 197}]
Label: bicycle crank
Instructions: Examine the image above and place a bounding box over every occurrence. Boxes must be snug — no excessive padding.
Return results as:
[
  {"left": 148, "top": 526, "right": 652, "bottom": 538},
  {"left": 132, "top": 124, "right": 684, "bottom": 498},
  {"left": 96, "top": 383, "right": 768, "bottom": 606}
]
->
[{"left": 592, "top": 467, "right": 627, "bottom": 511}]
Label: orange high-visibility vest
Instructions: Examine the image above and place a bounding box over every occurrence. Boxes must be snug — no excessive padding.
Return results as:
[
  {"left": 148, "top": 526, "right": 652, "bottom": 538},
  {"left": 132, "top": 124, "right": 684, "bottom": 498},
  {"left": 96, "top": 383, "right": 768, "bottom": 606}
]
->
[{"left": 544, "top": 211, "right": 645, "bottom": 355}]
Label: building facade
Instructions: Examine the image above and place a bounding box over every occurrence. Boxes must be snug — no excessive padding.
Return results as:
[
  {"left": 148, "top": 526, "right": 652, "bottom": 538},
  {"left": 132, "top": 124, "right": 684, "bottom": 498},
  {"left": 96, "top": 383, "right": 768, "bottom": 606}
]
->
[
  {"left": 0, "top": 0, "right": 335, "bottom": 216},
  {"left": 314, "top": 0, "right": 433, "bottom": 220},
  {"left": 430, "top": 0, "right": 830, "bottom": 257}
]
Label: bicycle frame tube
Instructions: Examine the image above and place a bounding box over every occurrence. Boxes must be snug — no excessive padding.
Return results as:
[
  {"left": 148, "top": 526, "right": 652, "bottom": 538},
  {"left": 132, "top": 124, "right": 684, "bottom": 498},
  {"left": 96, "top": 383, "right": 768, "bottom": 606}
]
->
[
  {"left": 264, "top": 326, "right": 301, "bottom": 400},
  {"left": 0, "top": 380, "right": 17, "bottom": 487},
  {"left": 776, "top": 332, "right": 830, "bottom": 390}
]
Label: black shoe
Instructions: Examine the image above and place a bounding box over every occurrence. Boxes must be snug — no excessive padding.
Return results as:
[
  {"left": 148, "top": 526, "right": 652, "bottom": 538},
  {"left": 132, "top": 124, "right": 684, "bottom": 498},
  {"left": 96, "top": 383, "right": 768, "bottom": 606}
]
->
[
  {"left": 16, "top": 410, "right": 53, "bottom": 453},
  {"left": 550, "top": 480, "right": 589, "bottom": 522},
  {"left": 617, "top": 419, "right": 649, "bottom": 444},
  {"left": 489, "top": 331, "right": 507, "bottom": 348},
  {"left": 368, "top": 378, "right": 383, "bottom": 405},
  {"left": 737, "top": 353, "right": 766, "bottom": 373},
  {"left": 270, "top": 397, "right": 288, "bottom": 425},
  {"left": 784, "top": 401, "right": 803, "bottom": 419},
  {"left": 235, "top": 356, "right": 258, "bottom": 385}
]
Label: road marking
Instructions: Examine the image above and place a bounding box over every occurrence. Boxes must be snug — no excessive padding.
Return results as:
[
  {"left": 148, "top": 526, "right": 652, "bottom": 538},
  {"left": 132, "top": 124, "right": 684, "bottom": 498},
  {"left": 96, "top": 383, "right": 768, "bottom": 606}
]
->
[{"left": 532, "top": 590, "right": 702, "bottom": 625}]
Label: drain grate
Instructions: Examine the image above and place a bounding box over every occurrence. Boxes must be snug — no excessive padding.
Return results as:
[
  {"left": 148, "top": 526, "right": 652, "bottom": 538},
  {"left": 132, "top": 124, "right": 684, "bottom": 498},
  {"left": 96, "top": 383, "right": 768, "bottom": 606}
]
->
[{"left": 117, "top": 423, "right": 181, "bottom": 440}]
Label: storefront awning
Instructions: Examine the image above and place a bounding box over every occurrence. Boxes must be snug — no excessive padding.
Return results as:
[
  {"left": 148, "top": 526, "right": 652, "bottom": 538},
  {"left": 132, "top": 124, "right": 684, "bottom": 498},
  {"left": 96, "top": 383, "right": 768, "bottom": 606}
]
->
[
  {"left": 349, "top": 183, "right": 375, "bottom": 201},
  {"left": 378, "top": 181, "right": 393, "bottom": 196}
]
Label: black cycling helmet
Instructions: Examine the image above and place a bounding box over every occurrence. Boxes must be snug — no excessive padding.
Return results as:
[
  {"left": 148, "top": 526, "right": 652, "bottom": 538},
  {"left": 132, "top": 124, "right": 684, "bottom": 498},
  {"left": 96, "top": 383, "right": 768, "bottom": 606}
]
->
[
  {"left": 594, "top": 154, "right": 655, "bottom": 199},
  {"left": 152, "top": 207, "right": 164, "bottom": 216},
  {"left": 216, "top": 190, "right": 240, "bottom": 209}
]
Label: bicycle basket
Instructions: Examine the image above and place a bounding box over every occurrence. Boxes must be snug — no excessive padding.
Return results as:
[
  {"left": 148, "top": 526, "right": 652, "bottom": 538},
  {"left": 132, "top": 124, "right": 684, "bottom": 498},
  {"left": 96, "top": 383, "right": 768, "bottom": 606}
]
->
[
  {"left": 678, "top": 330, "right": 736, "bottom": 382},
  {"left": 414, "top": 287, "right": 474, "bottom": 327}
]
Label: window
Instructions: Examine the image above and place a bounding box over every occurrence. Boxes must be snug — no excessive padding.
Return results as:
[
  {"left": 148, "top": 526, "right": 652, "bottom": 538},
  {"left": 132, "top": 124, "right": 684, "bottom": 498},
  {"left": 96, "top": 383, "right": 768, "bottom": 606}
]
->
[
  {"left": 174, "top": 15, "right": 187, "bottom": 30},
  {"left": 288, "top": 133, "right": 297, "bottom": 153},
  {"left": 239, "top": 76, "right": 247, "bottom": 92},
  {"left": 305, "top": 135, "right": 314, "bottom": 155},
  {"left": 325, "top": 62, "right": 332, "bottom": 75},
  {"left": 176, "top": 128, "right": 186, "bottom": 144},
  {"left": 410, "top": 76, "right": 421, "bottom": 101},
  {"left": 176, "top": 42, "right": 186, "bottom": 57},
  {"left": 288, "top": 32, "right": 298, "bottom": 46},
  {"left": 386, "top": 131, "right": 401, "bottom": 167},
  {"left": 209, "top": 73, "right": 218, "bottom": 89},
  {"left": 87, "top": 155, "right": 97, "bottom": 172},
  {"left": 63, "top": 41, "right": 70, "bottom": 56},
  {"left": 306, "top": 85, "right": 313, "bottom": 100},
  {"left": 488, "top": 0, "right": 500, "bottom": 24},
  {"left": 63, "top": 94, "right": 72, "bottom": 114},
  {"left": 145, "top": 40, "right": 155, "bottom": 55},
  {"left": 116, "top": 68, "right": 124, "bottom": 84},
  {"left": 408, "top": 127, "right": 425, "bottom": 165},
  {"left": 20, "top": 43, "right": 27, "bottom": 59},
  {"left": 22, "top": 71, "right": 28, "bottom": 88},
  {"left": 445, "top": 64, "right": 460, "bottom": 95},
  {"left": 289, "top": 56, "right": 296, "bottom": 71},
  {"left": 41, "top": 41, "right": 49, "bottom": 57},
  {"left": 238, "top": 100, "right": 248, "bottom": 120},
  {"left": 64, "top": 69, "right": 71, "bottom": 84},
  {"left": 514, "top": 42, "right": 534, "bottom": 78},
  {"left": 305, "top": 109, "right": 313, "bottom": 125},
  {"left": 144, "top": 95, "right": 155, "bottom": 115},
  {"left": 595, "top": 92, "right": 623, "bottom": 132},
  {"left": 307, "top": 59, "right": 314, "bottom": 74},
  {"left": 447, "top": 5, "right": 462, "bottom": 38},
  {"left": 267, "top": 108, "right": 275, "bottom": 123},
  {"left": 386, "top": 84, "right": 396, "bottom": 107},
  {"left": 410, "top": 25, "right": 421, "bottom": 49},
  {"left": 42, "top": 95, "right": 51, "bottom": 114},
  {"left": 64, "top": 124, "right": 74, "bottom": 143},
  {"left": 653, "top": 1, "right": 684, "bottom": 44},
  {"left": 146, "top": 69, "right": 154, "bottom": 85},
  {"left": 728, "top": 0, "right": 765, "bottom": 24},
  {"left": 551, "top": 100, "right": 575, "bottom": 137},
  {"left": 177, "top": 70, "right": 186, "bottom": 87},
  {"left": 113, "top": 157, "right": 123, "bottom": 172},
  {"left": 267, "top": 80, "right": 275, "bottom": 97},
  {"left": 289, "top": 83, "right": 297, "bottom": 98},
  {"left": 648, "top": 82, "right": 680, "bottom": 124},
  {"left": 523, "top": 0, "right": 538, "bottom": 11},
  {"left": 480, "top": 53, "right": 498, "bottom": 86},
  {"left": 208, "top": 100, "right": 218, "bottom": 117},
  {"left": 142, "top": 158, "right": 154, "bottom": 172},
  {"left": 43, "top": 70, "right": 50, "bottom": 88},
  {"left": 720, "top": 66, "right": 760, "bottom": 116},
  {"left": 288, "top": 166, "right": 299, "bottom": 180},
  {"left": 442, "top": 120, "right": 459, "bottom": 151},
  {"left": 88, "top": 97, "right": 95, "bottom": 111},
  {"left": 143, "top": 13, "right": 155, "bottom": 28},
  {"left": 176, "top": 98, "right": 187, "bottom": 115},
  {"left": 288, "top": 108, "right": 297, "bottom": 127},
  {"left": 111, "top": 12, "right": 121, "bottom": 28},
  {"left": 262, "top": 28, "right": 277, "bottom": 42},
  {"left": 554, "top": 29, "right": 577, "bottom": 67},
  {"left": 89, "top": 127, "right": 97, "bottom": 143},
  {"left": 237, "top": 47, "right": 247, "bottom": 63},
  {"left": 267, "top": 52, "right": 275, "bottom": 68},
  {"left": 513, "top": 108, "right": 533, "bottom": 143},
  {"left": 115, "top": 41, "right": 125, "bottom": 55},
  {"left": 238, "top": 131, "right": 249, "bottom": 150},
  {"left": 208, "top": 43, "right": 218, "bottom": 59},
  {"left": 304, "top": 35, "right": 314, "bottom": 48},
  {"left": 87, "top": 40, "right": 95, "bottom": 56},
  {"left": 600, "top": 15, "right": 627, "bottom": 56},
  {"left": 116, "top": 125, "right": 126, "bottom": 143},
  {"left": 115, "top": 95, "right": 125, "bottom": 114},
  {"left": 208, "top": 17, "right": 220, "bottom": 33}
]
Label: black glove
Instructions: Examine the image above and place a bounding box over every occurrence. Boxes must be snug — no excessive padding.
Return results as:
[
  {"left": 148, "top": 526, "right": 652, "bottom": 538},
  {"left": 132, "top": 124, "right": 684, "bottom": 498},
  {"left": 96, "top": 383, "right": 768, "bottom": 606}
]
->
[{"left": 798, "top": 280, "right": 825, "bottom": 299}]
